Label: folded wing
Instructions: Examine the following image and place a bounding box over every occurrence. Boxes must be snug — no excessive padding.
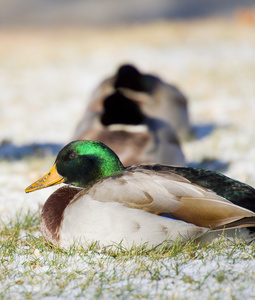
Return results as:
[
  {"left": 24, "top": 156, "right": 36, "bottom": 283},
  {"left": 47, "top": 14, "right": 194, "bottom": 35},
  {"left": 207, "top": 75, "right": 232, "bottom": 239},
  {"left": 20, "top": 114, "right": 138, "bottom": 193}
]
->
[{"left": 84, "top": 167, "right": 255, "bottom": 229}]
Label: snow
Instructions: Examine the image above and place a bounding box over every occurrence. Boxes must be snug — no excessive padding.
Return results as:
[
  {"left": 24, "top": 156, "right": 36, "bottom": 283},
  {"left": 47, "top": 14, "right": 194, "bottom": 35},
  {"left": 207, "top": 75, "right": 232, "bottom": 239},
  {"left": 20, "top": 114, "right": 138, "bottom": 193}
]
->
[{"left": 2, "top": 246, "right": 255, "bottom": 299}]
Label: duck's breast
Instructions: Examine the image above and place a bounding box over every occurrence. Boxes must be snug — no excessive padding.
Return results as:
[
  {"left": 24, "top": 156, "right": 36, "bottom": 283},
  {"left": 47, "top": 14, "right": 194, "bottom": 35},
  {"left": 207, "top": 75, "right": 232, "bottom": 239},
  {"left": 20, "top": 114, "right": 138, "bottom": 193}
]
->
[{"left": 59, "top": 193, "right": 207, "bottom": 249}]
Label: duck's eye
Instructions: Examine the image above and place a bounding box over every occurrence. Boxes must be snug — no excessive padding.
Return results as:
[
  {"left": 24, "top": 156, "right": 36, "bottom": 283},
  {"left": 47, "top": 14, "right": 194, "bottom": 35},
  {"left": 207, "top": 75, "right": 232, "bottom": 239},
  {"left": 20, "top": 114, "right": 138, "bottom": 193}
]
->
[{"left": 69, "top": 152, "right": 77, "bottom": 159}]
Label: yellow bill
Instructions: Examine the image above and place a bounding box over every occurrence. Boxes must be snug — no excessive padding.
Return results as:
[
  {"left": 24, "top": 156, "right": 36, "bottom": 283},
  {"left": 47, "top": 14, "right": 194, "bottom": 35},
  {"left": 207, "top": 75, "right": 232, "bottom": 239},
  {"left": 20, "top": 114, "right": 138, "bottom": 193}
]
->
[{"left": 25, "top": 163, "right": 65, "bottom": 193}]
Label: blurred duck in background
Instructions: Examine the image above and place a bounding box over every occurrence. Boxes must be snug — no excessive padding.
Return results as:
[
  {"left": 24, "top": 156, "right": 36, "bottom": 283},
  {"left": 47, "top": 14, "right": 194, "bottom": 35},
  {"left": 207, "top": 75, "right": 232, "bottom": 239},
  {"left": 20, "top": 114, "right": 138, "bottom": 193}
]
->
[
  {"left": 73, "top": 91, "right": 185, "bottom": 167},
  {"left": 82, "top": 64, "right": 191, "bottom": 141}
]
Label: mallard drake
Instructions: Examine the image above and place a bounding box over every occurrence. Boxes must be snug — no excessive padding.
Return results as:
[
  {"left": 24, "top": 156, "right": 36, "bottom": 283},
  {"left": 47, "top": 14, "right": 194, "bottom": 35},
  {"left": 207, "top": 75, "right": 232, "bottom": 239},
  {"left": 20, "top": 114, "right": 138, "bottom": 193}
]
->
[
  {"left": 25, "top": 140, "right": 255, "bottom": 250},
  {"left": 76, "top": 64, "right": 191, "bottom": 140},
  {"left": 74, "top": 91, "right": 185, "bottom": 167}
]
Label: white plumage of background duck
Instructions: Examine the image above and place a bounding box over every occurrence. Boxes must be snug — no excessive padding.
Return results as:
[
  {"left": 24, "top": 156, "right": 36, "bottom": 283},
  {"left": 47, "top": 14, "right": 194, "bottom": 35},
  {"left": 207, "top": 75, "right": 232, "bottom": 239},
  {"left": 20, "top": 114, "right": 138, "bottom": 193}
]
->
[{"left": 26, "top": 140, "right": 255, "bottom": 250}]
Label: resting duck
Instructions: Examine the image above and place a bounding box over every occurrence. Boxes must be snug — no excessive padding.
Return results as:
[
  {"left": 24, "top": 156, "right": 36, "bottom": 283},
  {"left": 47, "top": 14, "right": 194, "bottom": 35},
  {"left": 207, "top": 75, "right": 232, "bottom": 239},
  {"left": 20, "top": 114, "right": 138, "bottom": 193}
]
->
[
  {"left": 75, "top": 64, "right": 191, "bottom": 141},
  {"left": 73, "top": 91, "right": 185, "bottom": 167},
  {"left": 25, "top": 140, "right": 255, "bottom": 250}
]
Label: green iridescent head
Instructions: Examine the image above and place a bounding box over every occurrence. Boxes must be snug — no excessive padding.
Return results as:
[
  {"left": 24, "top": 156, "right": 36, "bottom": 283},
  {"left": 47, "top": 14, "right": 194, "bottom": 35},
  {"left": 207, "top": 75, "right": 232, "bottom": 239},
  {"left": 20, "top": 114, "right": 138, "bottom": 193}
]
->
[
  {"left": 25, "top": 140, "right": 124, "bottom": 193},
  {"left": 55, "top": 140, "right": 124, "bottom": 187}
]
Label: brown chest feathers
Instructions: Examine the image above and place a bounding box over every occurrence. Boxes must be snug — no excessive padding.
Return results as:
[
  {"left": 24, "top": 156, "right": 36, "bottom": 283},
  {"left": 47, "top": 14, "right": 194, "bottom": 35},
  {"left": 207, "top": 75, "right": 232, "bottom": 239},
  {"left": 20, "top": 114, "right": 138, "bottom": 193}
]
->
[{"left": 40, "top": 186, "right": 82, "bottom": 245}]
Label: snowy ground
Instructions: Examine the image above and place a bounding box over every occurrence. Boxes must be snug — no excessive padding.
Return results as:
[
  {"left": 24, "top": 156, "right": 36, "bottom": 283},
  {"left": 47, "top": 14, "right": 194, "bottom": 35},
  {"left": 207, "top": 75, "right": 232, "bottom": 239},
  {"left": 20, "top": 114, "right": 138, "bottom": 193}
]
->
[
  {"left": 0, "top": 17, "right": 255, "bottom": 299},
  {"left": 3, "top": 245, "right": 255, "bottom": 299}
]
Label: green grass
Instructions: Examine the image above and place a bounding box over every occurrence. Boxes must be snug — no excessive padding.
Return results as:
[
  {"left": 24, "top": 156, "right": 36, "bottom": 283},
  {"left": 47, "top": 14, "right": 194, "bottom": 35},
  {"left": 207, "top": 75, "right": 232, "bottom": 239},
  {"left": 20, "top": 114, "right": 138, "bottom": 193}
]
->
[{"left": 1, "top": 212, "right": 255, "bottom": 299}]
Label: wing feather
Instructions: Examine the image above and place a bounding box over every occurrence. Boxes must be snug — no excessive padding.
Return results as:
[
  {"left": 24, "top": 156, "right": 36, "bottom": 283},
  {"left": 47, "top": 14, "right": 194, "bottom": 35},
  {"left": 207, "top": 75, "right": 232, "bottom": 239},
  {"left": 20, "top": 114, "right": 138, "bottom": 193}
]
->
[
  {"left": 84, "top": 169, "right": 255, "bottom": 229},
  {"left": 174, "top": 196, "right": 255, "bottom": 228}
]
